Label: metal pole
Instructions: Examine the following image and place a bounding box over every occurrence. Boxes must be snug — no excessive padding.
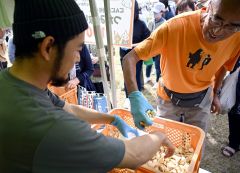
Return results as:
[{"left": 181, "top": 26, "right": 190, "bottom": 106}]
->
[
  {"left": 89, "top": 0, "right": 111, "bottom": 110},
  {"left": 104, "top": 0, "right": 117, "bottom": 108}
]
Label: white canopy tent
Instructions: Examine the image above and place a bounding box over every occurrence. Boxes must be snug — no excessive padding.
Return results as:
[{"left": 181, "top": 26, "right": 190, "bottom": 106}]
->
[{"left": 0, "top": 0, "right": 14, "bottom": 28}]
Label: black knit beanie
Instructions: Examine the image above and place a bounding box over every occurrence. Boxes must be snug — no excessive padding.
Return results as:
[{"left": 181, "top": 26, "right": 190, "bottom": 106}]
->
[{"left": 13, "top": 0, "right": 88, "bottom": 46}]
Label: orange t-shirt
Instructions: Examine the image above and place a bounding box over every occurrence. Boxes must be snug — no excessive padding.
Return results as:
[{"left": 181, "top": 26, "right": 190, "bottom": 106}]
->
[{"left": 134, "top": 9, "right": 240, "bottom": 100}]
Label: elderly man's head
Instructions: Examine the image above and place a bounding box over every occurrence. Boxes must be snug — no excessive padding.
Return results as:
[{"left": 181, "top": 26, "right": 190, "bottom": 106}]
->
[{"left": 202, "top": 0, "right": 240, "bottom": 42}]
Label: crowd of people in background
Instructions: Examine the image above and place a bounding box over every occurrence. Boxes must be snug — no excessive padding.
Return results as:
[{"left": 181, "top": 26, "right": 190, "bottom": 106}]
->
[{"left": 0, "top": 0, "right": 239, "bottom": 167}]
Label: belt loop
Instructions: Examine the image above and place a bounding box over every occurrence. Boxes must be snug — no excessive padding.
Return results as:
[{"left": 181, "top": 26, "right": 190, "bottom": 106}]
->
[
  {"left": 180, "top": 113, "right": 185, "bottom": 122},
  {"left": 176, "top": 99, "right": 180, "bottom": 105}
]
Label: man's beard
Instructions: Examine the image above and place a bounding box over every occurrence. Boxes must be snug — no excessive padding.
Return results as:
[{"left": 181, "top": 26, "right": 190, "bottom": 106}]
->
[
  {"left": 50, "top": 75, "right": 69, "bottom": 87},
  {"left": 49, "top": 50, "right": 69, "bottom": 87}
]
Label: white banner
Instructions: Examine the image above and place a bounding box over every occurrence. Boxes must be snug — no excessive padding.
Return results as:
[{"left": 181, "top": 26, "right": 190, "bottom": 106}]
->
[{"left": 75, "top": 0, "right": 135, "bottom": 47}]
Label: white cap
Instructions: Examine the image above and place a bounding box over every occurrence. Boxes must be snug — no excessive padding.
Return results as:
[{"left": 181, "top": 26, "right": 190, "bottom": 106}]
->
[{"left": 152, "top": 2, "right": 166, "bottom": 13}]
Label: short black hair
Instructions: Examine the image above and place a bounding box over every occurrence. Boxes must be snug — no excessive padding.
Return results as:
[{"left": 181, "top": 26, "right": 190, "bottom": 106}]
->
[
  {"left": 14, "top": 35, "right": 75, "bottom": 60},
  {"left": 159, "top": 0, "right": 169, "bottom": 8},
  {"left": 176, "top": 0, "right": 195, "bottom": 15},
  {"left": 160, "top": 0, "right": 172, "bottom": 12}
]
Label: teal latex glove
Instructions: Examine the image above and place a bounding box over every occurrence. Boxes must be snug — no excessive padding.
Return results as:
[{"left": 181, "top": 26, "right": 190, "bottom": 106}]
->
[
  {"left": 128, "top": 91, "right": 154, "bottom": 129},
  {"left": 111, "top": 115, "right": 139, "bottom": 138}
]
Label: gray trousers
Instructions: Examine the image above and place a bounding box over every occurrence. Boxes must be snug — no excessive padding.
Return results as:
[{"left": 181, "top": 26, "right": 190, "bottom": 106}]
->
[{"left": 156, "top": 87, "right": 213, "bottom": 133}]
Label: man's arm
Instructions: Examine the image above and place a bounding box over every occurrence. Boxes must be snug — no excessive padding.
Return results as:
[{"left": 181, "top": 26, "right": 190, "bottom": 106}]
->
[
  {"left": 122, "top": 49, "right": 154, "bottom": 129},
  {"left": 64, "top": 102, "right": 141, "bottom": 138},
  {"left": 63, "top": 100, "right": 175, "bottom": 169},
  {"left": 33, "top": 110, "right": 174, "bottom": 171},
  {"left": 118, "top": 131, "right": 175, "bottom": 169},
  {"left": 211, "top": 66, "right": 227, "bottom": 114},
  {"left": 63, "top": 102, "right": 114, "bottom": 124},
  {"left": 122, "top": 49, "right": 140, "bottom": 93}
]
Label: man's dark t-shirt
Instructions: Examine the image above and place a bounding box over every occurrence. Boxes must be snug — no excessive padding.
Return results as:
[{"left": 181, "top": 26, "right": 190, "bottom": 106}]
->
[{"left": 0, "top": 69, "right": 125, "bottom": 173}]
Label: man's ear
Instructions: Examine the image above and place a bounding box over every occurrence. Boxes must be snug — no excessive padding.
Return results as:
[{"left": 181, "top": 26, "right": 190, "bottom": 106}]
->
[{"left": 39, "top": 36, "right": 56, "bottom": 61}]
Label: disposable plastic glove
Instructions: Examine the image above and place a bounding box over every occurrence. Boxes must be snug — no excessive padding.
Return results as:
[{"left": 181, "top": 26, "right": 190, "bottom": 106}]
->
[
  {"left": 128, "top": 91, "right": 154, "bottom": 129},
  {"left": 111, "top": 115, "right": 139, "bottom": 138}
]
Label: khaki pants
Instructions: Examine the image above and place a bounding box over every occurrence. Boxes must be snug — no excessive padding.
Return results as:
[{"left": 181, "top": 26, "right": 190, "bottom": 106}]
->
[{"left": 156, "top": 87, "right": 213, "bottom": 133}]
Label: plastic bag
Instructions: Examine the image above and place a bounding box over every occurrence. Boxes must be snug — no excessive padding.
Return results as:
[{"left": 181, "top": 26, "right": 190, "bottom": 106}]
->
[{"left": 220, "top": 68, "right": 240, "bottom": 114}]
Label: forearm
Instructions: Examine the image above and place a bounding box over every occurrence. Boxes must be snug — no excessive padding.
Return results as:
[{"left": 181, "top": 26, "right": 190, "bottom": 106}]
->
[
  {"left": 118, "top": 131, "right": 170, "bottom": 169},
  {"left": 122, "top": 49, "right": 140, "bottom": 93},
  {"left": 63, "top": 102, "right": 114, "bottom": 124},
  {"left": 214, "top": 67, "right": 227, "bottom": 95}
]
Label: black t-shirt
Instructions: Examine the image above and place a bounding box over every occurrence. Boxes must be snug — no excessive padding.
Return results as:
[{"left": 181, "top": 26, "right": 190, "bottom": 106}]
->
[{"left": 0, "top": 69, "right": 125, "bottom": 173}]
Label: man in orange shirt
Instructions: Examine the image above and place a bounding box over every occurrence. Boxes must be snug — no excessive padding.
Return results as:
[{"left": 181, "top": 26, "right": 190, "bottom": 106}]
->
[{"left": 122, "top": 0, "right": 240, "bottom": 131}]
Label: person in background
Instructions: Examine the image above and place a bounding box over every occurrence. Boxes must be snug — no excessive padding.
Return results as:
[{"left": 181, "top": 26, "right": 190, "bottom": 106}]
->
[
  {"left": 8, "top": 36, "right": 16, "bottom": 64},
  {"left": 87, "top": 44, "right": 111, "bottom": 94},
  {"left": 0, "top": 0, "right": 175, "bottom": 172},
  {"left": 196, "top": 0, "right": 209, "bottom": 9},
  {"left": 4, "top": 29, "right": 13, "bottom": 43},
  {"left": 139, "top": 3, "right": 154, "bottom": 31},
  {"left": 0, "top": 28, "right": 8, "bottom": 70},
  {"left": 175, "top": 0, "right": 196, "bottom": 15},
  {"left": 168, "top": 0, "right": 177, "bottom": 15},
  {"left": 145, "top": 2, "right": 166, "bottom": 88},
  {"left": 221, "top": 58, "right": 240, "bottom": 157},
  {"left": 122, "top": 0, "right": 240, "bottom": 133},
  {"left": 159, "top": 0, "right": 175, "bottom": 20},
  {"left": 120, "top": 0, "right": 151, "bottom": 109},
  {"left": 66, "top": 44, "right": 96, "bottom": 91}
]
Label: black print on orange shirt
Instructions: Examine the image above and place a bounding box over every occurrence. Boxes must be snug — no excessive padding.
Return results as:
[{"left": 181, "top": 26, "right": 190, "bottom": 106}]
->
[
  {"left": 187, "top": 49, "right": 203, "bottom": 68},
  {"left": 199, "top": 54, "right": 211, "bottom": 70},
  {"left": 187, "top": 49, "right": 212, "bottom": 70}
]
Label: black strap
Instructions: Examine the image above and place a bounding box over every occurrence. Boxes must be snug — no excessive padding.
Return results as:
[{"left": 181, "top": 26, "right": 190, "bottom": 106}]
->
[{"left": 163, "top": 86, "right": 208, "bottom": 107}]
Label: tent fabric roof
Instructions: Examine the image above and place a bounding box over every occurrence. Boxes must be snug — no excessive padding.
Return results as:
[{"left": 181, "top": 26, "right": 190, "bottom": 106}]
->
[{"left": 0, "top": 0, "right": 14, "bottom": 28}]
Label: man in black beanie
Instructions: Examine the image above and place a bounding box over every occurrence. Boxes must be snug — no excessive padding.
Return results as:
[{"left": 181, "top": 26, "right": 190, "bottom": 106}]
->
[{"left": 0, "top": 0, "right": 174, "bottom": 172}]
